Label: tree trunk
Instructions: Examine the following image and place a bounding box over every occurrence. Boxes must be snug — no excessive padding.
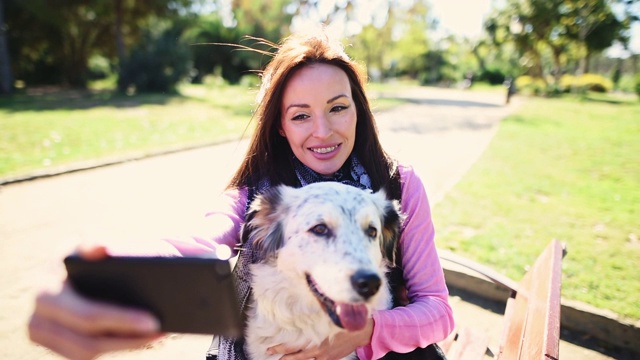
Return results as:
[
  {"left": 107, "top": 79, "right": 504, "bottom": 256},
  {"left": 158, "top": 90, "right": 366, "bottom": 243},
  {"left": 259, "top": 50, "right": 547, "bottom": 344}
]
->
[
  {"left": 115, "top": 0, "right": 126, "bottom": 67},
  {"left": 472, "top": 45, "right": 487, "bottom": 74},
  {"left": 584, "top": 50, "right": 591, "bottom": 74},
  {"left": 551, "top": 47, "right": 562, "bottom": 87},
  {"left": 0, "top": 0, "right": 12, "bottom": 94}
]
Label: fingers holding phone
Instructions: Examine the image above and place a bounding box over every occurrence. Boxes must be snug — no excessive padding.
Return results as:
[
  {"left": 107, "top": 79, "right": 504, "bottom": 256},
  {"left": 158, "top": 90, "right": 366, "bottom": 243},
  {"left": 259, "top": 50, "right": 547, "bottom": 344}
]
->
[
  {"left": 29, "top": 281, "right": 162, "bottom": 360},
  {"left": 28, "top": 245, "right": 163, "bottom": 360}
]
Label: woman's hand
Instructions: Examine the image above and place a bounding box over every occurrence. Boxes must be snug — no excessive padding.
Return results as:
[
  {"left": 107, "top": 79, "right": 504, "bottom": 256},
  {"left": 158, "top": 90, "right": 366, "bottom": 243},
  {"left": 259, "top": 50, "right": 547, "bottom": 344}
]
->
[
  {"left": 28, "top": 245, "right": 163, "bottom": 360},
  {"left": 267, "top": 318, "right": 374, "bottom": 360}
]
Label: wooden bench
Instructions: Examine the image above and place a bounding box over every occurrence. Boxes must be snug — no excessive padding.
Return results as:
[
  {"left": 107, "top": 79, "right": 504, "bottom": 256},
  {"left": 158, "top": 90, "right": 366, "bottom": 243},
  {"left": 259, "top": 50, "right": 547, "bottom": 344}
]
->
[{"left": 438, "top": 239, "right": 565, "bottom": 359}]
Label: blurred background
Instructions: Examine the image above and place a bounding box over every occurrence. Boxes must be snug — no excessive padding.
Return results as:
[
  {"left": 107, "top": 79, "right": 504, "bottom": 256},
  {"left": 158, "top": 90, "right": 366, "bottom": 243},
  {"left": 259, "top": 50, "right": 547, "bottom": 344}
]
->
[{"left": 0, "top": 0, "right": 638, "bottom": 96}]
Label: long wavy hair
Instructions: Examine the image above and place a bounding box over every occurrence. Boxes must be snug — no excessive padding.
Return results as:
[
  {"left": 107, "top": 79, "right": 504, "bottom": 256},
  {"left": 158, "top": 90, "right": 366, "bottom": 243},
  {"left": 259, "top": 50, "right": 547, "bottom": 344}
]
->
[{"left": 227, "top": 29, "right": 397, "bottom": 194}]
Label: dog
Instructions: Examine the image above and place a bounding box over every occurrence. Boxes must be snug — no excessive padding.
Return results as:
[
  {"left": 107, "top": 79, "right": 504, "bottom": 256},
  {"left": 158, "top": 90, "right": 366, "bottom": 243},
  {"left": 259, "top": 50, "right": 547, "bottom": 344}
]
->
[{"left": 242, "top": 182, "right": 401, "bottom": 360}]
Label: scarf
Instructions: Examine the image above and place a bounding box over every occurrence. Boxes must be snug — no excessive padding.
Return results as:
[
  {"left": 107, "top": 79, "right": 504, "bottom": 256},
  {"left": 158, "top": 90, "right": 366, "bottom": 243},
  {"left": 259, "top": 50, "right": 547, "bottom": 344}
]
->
[{"left": 216, "top": 155, "right": 372, "bottom": 360}]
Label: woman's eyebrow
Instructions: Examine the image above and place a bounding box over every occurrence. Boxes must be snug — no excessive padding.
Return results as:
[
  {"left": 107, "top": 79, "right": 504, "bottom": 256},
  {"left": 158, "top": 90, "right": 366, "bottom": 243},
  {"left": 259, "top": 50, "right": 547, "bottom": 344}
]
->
[
  {"left": 327, "top": 94, "right": 348, "bottom": 103},
  {"left": 285, "top": 103, "right": 310, "bottom": 112},
  {"left": 284, "top": 94, "right": 349, "bottom": 113}
]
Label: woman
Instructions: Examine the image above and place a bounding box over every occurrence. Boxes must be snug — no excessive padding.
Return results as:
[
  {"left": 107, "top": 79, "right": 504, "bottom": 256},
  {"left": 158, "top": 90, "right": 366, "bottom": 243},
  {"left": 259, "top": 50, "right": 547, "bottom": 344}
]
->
[{"left": 28, "top": 29, "right": 454, "bottom": 360}]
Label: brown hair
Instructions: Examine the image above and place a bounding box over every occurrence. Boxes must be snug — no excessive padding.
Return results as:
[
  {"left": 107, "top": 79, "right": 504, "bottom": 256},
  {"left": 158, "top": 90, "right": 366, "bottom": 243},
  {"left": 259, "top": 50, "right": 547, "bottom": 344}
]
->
[{"left": 228, "top": 29, "right": 397, "bottom": 193}]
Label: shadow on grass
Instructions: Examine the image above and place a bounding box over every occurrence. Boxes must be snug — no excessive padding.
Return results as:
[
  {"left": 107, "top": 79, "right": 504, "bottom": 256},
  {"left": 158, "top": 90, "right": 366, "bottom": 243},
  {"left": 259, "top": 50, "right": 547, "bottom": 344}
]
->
[
  {"left": 581, "top": 94, "right": 638, "bottom": 105},
  {"left": 448, "top": 287, "right": 639, "bottom": 360},
  {"left": 0, "top": 87, "right": 183, "bottom": 112}
]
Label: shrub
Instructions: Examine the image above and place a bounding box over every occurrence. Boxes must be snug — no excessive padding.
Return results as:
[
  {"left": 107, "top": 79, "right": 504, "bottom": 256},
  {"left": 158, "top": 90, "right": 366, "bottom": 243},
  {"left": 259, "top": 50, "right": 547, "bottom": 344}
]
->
[
  {"left": 478, "top": 68, "right": 506, "bottom": 85},
  {"left": 617, "top": 74, "right": 637, "bottom": 93},
  {"left": 515, "top": 76, "right": 547, "bottom": 95},
  {"left": 559, "top": 73, "right": 613, "bottom": 93},
  {"left": 635, "top": 73, "right": 640, "bottom": 100},
  {"left": 118, "top": 25, "right": 192, "bottom": 94}
]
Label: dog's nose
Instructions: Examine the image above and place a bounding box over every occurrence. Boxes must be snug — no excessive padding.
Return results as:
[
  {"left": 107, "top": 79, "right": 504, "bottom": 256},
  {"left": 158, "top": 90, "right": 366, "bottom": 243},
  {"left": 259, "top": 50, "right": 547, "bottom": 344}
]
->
[{"left": 351, "top": 271, "right": 381, "bottom": 300}]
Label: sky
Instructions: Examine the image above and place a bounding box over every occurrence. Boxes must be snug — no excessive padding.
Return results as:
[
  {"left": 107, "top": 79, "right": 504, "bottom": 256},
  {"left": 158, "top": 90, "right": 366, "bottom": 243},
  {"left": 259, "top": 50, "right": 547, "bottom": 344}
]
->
[
  {"left": 429, "top": 0, "right": 495, "bottom": 39},
  {"left": 285, "top": 0, "right": 638, "bottom": 57},
  {"left": 430, "top": 0, "right": 639, "bottom": 57}
]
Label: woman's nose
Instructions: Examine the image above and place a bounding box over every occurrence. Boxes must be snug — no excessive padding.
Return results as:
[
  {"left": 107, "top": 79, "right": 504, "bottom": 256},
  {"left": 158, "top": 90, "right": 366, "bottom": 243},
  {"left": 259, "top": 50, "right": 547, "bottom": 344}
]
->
[{"left": 312, "top": 114, "right": 332, "bottom": 138}]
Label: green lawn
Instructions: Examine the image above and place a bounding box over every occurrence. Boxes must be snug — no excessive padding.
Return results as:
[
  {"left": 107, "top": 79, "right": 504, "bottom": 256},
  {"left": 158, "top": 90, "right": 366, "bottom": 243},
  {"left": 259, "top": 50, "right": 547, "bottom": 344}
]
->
[
  {"left": 0, "top": 83, "right": 403, "bottom": 180},
  {"left": 0, "top": 84, "right": 257, "bottom": 179},
  {"left": 433, "top": 95, "right": 640, "bottom": 320}
]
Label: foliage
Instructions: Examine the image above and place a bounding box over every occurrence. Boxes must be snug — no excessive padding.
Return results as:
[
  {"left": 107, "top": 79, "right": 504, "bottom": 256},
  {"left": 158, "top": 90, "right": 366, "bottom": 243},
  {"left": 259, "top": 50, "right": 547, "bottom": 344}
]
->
[
  {"left": 184, "top": 14, "right": 250, "bottom": 84},
  {"left": 4, "top": 0, "right": 195, "bottom": 87},
  {"left": 559, "top": 73, "right": 613, "bottom": 93},
  {"left": 434, "top": 96, "right": 640, "bottom": 320},
  {"left": 636, "top": 73, "right": 640, "bottom": 99},
  {"left": 345, "top": 0, "right": 433, "bottom": 82},
  {"left": 514, "top": 75, "right": 547, "bottom": 95},
  {"left": 3, "top": 0, "right": 636, "bottom": 93},
  {"left": 417, "top": 50, "right": 451, "bottom": 85},
  {"left": 477, "top": 68, "right": 507, "bottom": 85},
  {"left": 117, "top": 22, "right": 192, "bottom": 94},
  {"left": 484, "top": 0, "right": 630, "bottom": 89}
]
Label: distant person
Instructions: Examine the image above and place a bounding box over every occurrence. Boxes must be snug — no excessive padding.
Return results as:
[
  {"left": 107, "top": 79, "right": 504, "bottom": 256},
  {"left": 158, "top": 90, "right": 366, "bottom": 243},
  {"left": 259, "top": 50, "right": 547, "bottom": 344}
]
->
[
  {"left": 462, "top": 71, "right": 474, "bottom": 90},
  {"left": 28, "top": 28, "right": 454, "bottom": 360},
  {"left": 504, "top": 76, "right": 517, "bottom": 104}
]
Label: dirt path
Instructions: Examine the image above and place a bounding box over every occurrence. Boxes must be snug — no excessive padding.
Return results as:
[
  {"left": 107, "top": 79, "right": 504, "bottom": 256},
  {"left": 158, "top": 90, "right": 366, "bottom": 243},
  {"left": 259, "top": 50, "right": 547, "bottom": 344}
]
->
[{"left": 1, "top": 87, "right": 603, "bottom": 359}]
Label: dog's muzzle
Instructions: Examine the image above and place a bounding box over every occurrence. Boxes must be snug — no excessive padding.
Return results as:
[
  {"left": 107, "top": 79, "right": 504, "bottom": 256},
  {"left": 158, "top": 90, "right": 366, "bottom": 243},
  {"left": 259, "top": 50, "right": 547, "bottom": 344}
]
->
[{"left": 305, "top": 273, "right": 378, "bottom": 331}]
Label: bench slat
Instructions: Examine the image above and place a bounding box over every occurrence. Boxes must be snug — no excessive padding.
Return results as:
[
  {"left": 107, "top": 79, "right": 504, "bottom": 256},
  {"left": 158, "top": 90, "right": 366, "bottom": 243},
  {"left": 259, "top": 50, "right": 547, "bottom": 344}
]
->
[
  {"left": 441, "top": 240, "right": 564, "bottom": 360},
  {"left": 497, "top": 240, "right": 563, "bottom": 360}
]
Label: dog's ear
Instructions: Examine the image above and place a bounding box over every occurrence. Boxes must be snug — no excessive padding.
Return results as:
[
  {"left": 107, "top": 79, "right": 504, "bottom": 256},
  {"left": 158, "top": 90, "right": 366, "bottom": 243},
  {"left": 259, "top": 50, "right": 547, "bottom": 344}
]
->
[
  {"left": 242, "top": 186, "right": 288, "bottom": 262},
  {"left": 381, "top": 200, "right": 401, "bottom": 267},
  {"left": 373, "top": 189, "right": 402, "bottom": 267}
]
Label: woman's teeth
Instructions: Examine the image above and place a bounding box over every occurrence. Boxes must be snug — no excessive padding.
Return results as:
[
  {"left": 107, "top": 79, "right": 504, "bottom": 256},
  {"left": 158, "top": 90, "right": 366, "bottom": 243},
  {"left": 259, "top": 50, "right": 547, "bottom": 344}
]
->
[{"left": 312, "top": 145, "right": 338, "bottom": 154}]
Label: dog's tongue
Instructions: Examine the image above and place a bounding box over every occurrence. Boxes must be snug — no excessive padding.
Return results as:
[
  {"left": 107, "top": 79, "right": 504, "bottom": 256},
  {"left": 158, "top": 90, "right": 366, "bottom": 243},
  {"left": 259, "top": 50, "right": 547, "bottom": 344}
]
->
[{"left": 336, "top": 303, "right": 369, "bottom": 331}]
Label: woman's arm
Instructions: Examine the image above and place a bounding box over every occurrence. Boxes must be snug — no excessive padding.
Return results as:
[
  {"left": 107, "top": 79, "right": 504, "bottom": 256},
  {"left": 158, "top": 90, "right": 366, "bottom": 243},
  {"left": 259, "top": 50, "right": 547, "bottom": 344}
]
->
[
  {"left": 28, "top": 189, "right": 249, "bottom": 359},
  {"left": 160, "top": 187, "right": 248, "bottom": 257},
  {"left": 359, "top": 165, "right": 455, "bottom": 359}
]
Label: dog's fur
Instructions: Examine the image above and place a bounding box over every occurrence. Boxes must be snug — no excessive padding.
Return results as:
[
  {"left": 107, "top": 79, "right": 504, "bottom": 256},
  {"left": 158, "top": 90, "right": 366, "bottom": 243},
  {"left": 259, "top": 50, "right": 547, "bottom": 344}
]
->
[{"left": 242, "top": 182, "right": 401, "bottom": 360}]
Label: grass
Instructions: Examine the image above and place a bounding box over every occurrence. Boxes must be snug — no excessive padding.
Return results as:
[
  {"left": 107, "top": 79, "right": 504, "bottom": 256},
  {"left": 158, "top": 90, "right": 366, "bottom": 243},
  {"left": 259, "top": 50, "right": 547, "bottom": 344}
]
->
[
  {"left": 0, "top": 83, "right": 257, "bottom": 179},
  {"left": 432, "top": 94, "right": 640, "bottom": 320},
  {"left": 0, "top": 81, "right": 406, "bottom": 180}
]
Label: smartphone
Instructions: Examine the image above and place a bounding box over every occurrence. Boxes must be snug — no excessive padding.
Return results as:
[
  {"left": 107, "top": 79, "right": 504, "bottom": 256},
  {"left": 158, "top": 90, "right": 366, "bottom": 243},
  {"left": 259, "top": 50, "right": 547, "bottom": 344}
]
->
[{"left": 64, "top": 255, "right": 243, "bottom": 337}]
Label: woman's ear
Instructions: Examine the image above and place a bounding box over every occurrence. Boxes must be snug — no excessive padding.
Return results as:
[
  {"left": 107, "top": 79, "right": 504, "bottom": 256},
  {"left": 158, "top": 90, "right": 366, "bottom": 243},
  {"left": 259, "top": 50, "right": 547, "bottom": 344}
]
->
[{"left": 278, "top": 128, "right": 286, "bottom": 137}]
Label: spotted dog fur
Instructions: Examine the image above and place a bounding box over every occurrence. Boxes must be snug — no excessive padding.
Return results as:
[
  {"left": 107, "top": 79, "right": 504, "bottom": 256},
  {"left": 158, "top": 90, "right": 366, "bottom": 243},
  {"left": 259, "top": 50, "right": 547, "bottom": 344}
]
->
[{"left": 243, "top": 182, "right": 401, "bottom": 360}]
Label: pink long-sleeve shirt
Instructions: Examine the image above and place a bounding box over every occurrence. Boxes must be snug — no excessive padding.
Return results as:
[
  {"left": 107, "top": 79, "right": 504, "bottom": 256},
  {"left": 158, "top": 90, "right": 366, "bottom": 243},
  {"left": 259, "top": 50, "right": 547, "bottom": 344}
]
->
[{"left": 160, "top": 164, "right": 454, "bottom": 359}]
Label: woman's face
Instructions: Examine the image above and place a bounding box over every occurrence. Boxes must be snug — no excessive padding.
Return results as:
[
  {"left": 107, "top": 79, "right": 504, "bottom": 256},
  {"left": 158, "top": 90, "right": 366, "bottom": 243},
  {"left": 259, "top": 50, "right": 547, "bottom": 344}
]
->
[{"left": 280, "top": 63, "right": 357, "bottom": 176}]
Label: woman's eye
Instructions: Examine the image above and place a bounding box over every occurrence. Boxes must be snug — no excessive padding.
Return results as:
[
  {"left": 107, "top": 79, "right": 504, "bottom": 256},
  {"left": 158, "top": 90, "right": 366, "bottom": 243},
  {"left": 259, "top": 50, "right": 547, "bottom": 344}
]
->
[
  {"left": 292, "top": 114, "right": 309, "bottom": 121},
  {"left": 331, "top": 105, "right": 348, "bottom": 113},
  {"left": 366, "top": 226, "right": 377, "bottom": 238},
  {"left": 310, "top": 224, "right": 330, "bottom": 236}
]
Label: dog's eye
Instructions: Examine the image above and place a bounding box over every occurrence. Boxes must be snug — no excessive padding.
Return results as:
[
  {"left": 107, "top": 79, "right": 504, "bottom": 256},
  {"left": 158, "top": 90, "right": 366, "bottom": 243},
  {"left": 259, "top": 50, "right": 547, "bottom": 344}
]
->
[
  {"left": 310, "top": 224, "right": 330, "bottom": 236},
  {"left": 366, "top": 226, "right": 378, "bottom": 238}
]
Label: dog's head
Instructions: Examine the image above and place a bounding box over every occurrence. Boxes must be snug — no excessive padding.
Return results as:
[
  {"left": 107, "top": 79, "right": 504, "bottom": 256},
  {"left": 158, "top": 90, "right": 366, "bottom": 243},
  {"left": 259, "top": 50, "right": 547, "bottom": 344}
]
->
[{"left": 243, "top": 182, "right": 401, "bottom": 331}]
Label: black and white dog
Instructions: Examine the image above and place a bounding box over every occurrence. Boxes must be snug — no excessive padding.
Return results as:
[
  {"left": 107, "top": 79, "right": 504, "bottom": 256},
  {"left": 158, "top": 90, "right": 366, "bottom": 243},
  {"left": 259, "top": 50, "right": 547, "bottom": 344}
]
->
[{"left": 242, "top": 182, "right": 401, "bottom": 360}]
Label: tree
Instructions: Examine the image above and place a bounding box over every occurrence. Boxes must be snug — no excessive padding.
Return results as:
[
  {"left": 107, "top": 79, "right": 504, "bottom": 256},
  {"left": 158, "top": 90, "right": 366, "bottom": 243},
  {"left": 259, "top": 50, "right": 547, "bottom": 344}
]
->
[
  {"left": 184, "top": 14, "right": 253, "bottom": 84},
  {"left": 346, "top": 0, "right": 433, "bottom": 81},
  {"left": 485, "top": 0, "right": 628, "bottom": 91},
  {"left": 583, "top": 8, "right": 627, "bottom": 71},
  {"left": 0, "top": 0, "right": 11, "bottom": 94},
  {"left": 562, "top": 0, "right": 626, "bottom": 76},
  {"left": 5, "top": 0, "right": 196, "bottom": 88},
  {"left": 117, "top": 21, "right": 192, "bottom": 93}
]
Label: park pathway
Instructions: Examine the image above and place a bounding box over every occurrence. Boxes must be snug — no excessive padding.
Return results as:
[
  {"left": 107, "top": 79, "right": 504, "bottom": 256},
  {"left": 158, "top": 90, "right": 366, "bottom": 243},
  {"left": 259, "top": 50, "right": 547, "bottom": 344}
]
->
[{"left": 0, "top": 87, "right": 613, "bottom": 359}]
